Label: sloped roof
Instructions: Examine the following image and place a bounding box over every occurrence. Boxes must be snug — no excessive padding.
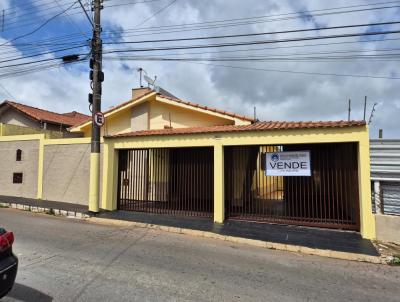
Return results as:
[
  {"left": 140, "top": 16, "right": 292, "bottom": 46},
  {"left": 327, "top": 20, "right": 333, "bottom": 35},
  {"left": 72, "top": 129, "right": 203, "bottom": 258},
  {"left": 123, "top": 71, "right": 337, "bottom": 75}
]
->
[
  {"left": 69, "top": 90, "right": 157, "bottom": 130},
  {"left": 156, "top": 93, "right": 254, "bottom": 122},
  {"left": 63, "top": 111, "right": 89, "bottom": 120},
  {"left": 106, "top": 120, "right": 366, "bottom": 138},
  {"left": 70, "top": 89, "right": 255, "bottom": 130},
  {"left": 0, "top": 100, "right": 89, "bottom": 126}
]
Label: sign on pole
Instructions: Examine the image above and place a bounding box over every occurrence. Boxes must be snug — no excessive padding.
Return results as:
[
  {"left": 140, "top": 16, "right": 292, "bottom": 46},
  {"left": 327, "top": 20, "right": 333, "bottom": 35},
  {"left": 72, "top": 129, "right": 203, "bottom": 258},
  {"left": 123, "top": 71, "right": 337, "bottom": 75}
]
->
[
  {"left": 94, "top": 112, "right": 105, "bottom": 127},
  {"left": 265, "top": 151, "right": 311, "bottom": 176}
]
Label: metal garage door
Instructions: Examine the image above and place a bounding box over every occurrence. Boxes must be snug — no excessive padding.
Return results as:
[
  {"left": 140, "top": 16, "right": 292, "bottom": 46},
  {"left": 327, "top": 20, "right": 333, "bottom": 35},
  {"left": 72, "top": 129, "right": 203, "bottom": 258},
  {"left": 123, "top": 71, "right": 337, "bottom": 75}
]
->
[
  {"left": 225, "top": 143, "right": 360, "bottom": 230},
  {"left": 117, "top": 147, "right": 214, "bottom": 218}
]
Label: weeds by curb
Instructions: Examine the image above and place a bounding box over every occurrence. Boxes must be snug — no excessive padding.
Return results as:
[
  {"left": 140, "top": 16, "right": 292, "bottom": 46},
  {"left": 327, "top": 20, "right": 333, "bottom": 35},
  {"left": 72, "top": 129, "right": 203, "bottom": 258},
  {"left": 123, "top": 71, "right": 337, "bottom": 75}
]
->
[{"left": 387, "top": 255, "right": 400, "bottom": 266}]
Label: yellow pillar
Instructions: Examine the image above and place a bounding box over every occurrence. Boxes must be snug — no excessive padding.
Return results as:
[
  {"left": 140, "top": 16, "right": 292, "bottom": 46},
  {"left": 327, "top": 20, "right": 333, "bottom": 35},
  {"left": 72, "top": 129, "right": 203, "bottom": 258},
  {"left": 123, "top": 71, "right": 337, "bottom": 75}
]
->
[
  {"left": 89, "top": 152, "right": 101, "bottom": 212},
  {"left": 214, "top": 143, "right": 224, "bottom": 223},
  {"left": 101, "top": 142, "right": 118, "bottom": 210},
  {"left": 36, "top": 135, "right": 45, "bottom": 199},
  {"left": 358, "top": 131, "right": 376, "bottom": 239}
]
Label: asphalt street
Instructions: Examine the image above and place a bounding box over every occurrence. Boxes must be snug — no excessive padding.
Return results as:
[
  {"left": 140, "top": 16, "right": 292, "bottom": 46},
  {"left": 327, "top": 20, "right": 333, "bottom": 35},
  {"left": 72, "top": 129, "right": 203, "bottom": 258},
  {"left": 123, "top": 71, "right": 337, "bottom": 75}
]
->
[{"left": 0, "top": 208, "right": 399, "bottom": 302}]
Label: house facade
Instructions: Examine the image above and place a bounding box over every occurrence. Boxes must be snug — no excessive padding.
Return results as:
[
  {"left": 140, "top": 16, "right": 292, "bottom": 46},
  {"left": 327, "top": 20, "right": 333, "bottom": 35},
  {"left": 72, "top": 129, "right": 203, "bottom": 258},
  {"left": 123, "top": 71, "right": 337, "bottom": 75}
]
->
[
  {"left": 0, "top": 87, "right": 378, "bottom": 240},
  {"left": 69, "top": 88, "right": 253, "bottom": 137}
]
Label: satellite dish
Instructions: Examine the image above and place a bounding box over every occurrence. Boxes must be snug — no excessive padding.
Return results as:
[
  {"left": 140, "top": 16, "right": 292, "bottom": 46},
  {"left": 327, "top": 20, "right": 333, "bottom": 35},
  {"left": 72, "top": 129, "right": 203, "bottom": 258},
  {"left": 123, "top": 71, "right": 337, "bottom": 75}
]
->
[{"left": 144, "top": 75, "right": 155, "bottom": 86}]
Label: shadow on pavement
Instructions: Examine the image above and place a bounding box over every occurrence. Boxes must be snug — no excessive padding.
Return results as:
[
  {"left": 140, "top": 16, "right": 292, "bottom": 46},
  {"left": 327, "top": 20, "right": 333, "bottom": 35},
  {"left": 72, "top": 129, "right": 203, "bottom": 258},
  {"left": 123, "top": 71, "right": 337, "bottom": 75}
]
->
[{"left": 6, "top": 283, "right": 53, "bottom": 302}]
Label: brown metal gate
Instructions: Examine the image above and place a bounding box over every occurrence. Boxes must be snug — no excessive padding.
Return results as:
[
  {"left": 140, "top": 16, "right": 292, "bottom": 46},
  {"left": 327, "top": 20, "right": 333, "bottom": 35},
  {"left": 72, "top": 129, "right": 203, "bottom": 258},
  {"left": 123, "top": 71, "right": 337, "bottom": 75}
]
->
[
  {"left": 225, "top": 143, "right": 360, "bottom": 230},
  {"left": 117, "top": 147, "right": 214, "bottom": 217}
]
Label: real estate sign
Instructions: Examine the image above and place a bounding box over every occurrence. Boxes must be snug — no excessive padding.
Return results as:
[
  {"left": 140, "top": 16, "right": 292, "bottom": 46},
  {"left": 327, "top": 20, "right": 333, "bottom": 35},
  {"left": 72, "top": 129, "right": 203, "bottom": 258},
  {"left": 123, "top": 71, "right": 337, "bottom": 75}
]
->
[{"left": 265, "top": 151, "right": 311, "bottom": 176}]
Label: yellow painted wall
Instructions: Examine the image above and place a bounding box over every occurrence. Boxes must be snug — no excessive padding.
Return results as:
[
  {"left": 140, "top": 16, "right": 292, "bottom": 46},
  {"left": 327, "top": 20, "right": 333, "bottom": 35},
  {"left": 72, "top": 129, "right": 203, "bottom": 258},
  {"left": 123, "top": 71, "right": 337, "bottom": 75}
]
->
[
  {"left": 149, "top": 100, "right": 234, "bottom": 130},
  {"left": 357, "top": 130, "right": 375, "bottom": 239},
  {"left": 101, "top": 141, "right": 118, "bottom": 210},
  {"left": 81, "top": 126, "right": 91, "bottom": 137},
  {"left": 103, "top": 109, "right": 132, "bottom": 136},
  {"left": 233, "top": 118, "right": 251, "bottom": 126},
  {"left": 214, "top": 143, "right": 224, "bottom": 223},
  {"left": 0, "top": 123, "right": 67, "bottom": 138},
  {"left": 101, "top": 125, "right": 376, "bottom": 239}
]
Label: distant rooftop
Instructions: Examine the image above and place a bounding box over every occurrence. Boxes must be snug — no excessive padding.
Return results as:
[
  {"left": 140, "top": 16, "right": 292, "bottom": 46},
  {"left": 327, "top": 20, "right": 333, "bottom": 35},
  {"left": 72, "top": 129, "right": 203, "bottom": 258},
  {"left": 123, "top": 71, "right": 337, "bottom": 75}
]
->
[{"left": 0, "top": 100, "right": 89, "bottom": 127}]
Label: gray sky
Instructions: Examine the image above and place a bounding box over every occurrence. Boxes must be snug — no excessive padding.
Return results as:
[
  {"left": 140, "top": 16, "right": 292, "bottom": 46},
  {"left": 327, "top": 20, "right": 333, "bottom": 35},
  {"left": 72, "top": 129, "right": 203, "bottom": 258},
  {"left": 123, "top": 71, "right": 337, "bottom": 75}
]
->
[{"left": 1, "top": 0, "right": 399, "bottom": 138}]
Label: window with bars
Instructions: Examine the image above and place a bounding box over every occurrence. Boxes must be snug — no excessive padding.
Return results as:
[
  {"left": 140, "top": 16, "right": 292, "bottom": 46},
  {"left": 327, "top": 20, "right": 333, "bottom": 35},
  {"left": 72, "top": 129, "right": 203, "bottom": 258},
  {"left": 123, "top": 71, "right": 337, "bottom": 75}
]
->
[{"left": 13, "top": 173, "right": 23, "bottom": 184}]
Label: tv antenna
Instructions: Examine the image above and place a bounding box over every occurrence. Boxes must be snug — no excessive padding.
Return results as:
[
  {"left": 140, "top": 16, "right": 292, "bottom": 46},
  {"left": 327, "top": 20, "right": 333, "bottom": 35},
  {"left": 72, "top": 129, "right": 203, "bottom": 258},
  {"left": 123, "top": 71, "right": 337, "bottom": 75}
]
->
[
  {"left": 144, "top": 74, "right": 157, "bottom": 88},
  {"left": 137, "top": 68, "right": 144, "bottom": 87},
  {"left": 137, "top": 68, "right": 157, "bottom": 89}
]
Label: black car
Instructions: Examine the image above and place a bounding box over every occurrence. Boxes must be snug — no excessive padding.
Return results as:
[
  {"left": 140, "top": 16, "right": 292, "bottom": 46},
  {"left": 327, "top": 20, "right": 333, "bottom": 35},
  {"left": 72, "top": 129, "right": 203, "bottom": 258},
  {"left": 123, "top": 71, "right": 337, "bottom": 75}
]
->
[{"left": 0, "top": 227, "right": 18, "bottom": 299}]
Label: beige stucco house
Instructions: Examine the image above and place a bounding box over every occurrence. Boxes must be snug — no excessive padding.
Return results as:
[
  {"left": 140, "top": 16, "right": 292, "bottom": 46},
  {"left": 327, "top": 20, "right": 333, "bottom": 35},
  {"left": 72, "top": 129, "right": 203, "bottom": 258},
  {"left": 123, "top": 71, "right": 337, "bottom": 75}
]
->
[{"left": 69, "top": 87, "right": 254, "bottom": 137}]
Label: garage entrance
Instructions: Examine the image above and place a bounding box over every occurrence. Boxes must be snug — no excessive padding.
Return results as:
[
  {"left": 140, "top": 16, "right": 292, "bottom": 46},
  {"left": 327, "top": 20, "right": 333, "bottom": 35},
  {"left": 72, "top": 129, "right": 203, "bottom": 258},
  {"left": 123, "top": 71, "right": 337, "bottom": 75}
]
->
[
  {"left": 224, "top": 143, "right": 360, "bottom": 230},
  {"left": 117, "top": 147, "right": 214, "bottom": 218}
]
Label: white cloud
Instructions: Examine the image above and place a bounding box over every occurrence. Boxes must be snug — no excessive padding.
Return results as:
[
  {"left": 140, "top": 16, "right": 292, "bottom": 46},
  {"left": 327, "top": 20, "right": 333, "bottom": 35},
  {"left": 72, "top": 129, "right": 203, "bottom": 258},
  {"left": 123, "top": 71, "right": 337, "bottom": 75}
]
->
[{"left": 0, "top": 0, "right": 10, "bottom": 10}]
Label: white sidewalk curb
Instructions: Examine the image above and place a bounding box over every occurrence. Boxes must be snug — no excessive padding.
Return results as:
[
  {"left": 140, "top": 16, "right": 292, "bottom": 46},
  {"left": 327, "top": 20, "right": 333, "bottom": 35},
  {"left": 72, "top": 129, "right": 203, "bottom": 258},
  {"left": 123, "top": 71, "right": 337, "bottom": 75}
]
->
[{"left": 0, "top": 202, "right": 90, "bottom": 218}]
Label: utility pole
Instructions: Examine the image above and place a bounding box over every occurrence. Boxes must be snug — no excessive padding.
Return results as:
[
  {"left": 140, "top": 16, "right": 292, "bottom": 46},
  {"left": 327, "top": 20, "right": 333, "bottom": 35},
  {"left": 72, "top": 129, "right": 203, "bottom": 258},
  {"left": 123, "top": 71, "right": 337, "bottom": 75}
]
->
[{"left": 88, "top": 0, "right": 104, "bottom": 213}]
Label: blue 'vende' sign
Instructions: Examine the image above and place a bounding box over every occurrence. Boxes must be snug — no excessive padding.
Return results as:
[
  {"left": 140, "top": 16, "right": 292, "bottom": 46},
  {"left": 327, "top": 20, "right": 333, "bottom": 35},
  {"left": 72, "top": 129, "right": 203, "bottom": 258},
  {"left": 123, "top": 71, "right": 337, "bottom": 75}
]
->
[{"left": 265, "top": 151, "right": 311, "bottom": 176}]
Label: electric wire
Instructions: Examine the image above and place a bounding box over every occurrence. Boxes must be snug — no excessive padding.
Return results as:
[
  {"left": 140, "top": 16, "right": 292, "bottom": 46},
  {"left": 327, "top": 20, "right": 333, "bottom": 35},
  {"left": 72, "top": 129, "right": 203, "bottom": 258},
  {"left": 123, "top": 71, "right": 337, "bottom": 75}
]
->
[
  {"left": 77, "top": 0, "right": 94, "bottom": 27},
  {"left": 2, "top": 28, "right": 400, "bottom": 68},
  {"left": 3, "top": 1, "right": 399, "bottom": 44},
  {"left": 133, "top": 0, "right": 179, "bottom": 28},
  {"left": 101, "top": 29, "right": 400, "bottom": 54},
  {"left": 100, "top": 37, "right": 400, "bottom": 58},
  {"left": 54, "top": 0, "right": 90, "bottom": 38},
  {"left": 103, "top": 0, "right": 164, "bottom": 9},
  {"left": 179, "top": 61, "right": 400, "bottom": 80},
  {"left": 2, "top": 1, "right": 400, "bottom": 81},
  {"left": 0, "top": 59, "right": 88, "bottom": 80},
  {"left": 3, "top": 0, "right": 399, "bottom": 35},
  {"left": 0, "top": 82, "right": 17, "bottom": 99},
  {"left": 101, "top": 20, "right": 400, "bottom": 45},
  {"left": 0, "top": 1, "right": 80, "bottom": 46},
  {"left": 100, "top": 2, "right": 400, "bottom": 38}
]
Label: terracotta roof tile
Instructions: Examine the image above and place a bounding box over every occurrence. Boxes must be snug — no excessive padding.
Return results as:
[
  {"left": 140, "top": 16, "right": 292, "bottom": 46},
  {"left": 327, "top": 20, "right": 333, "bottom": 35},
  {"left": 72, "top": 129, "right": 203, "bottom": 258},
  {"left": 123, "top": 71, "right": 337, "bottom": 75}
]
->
[
  {"left": 106, "top": 120, "right": 366, "bottom": 138},
  {"left": 1, "top": 101, "right": 90, "bottom": 126}
]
